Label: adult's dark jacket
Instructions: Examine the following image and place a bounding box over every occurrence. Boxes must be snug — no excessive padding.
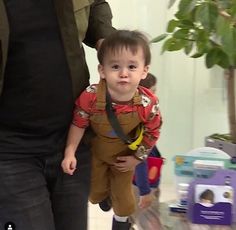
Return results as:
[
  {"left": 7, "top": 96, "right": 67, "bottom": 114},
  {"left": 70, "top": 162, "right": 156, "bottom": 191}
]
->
[
  {"left": 0, "top": 0, "right": 115, "bottom": 158},
  {"left": 0, "top": 0, "right": 115, "bottom": 99}
]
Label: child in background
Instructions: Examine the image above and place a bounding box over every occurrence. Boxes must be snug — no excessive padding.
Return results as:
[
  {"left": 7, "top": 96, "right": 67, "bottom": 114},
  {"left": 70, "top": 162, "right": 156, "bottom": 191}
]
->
[
  {"left": 140, "top": 73, "right": 157, "bottom": 94},
  {"left": 130, "top": 73, "right": 164, "bottom": 230},
  {"left": 61, "top": 30, "right": 162, "bottom": 230}
]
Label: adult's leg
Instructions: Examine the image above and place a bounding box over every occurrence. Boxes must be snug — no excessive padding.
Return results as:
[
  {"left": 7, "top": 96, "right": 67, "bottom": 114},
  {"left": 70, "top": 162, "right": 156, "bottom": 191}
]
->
[
  {"left": 50, "top": 143, "right": 91, "bottom": 230},
  {"left": 0, "top": 158, "right": 55, "bottom": 230}
]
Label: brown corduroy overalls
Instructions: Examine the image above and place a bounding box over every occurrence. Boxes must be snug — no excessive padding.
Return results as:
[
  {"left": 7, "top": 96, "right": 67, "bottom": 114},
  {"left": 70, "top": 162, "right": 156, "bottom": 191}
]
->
[{"left": 89, "top": 80, "right": 142, "bottom": 216}]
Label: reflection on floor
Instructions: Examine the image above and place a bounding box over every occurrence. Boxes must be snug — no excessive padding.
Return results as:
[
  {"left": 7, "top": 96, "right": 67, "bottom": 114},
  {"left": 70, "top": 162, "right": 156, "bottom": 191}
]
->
[{"left": 88, "top": 183, "right": 177, "bottom": 230}]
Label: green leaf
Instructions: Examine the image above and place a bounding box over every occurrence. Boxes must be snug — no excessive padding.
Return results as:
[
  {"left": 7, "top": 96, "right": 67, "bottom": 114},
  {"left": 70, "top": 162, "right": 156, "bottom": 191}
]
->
[
  {"left": 218, "top": 0, "right": 233, "bottom": 10},
  {"left": 181, "top": 19, "right": 194, "bottom": 28},
  {"left": 191, "top": 52, "right": 204, "bottom": 58},
  {"left": 196, "top": 39, "right": 209, "bottom": 54},
  {"left": 162, "top": 38, "right": 185, "bottom": 53},
  {"left": 230, "top": 5, "right": 236, "bottom": 19},
  {"left": 195, "top": 2, "right": 218, "bottom": 31},
  {"left": 178, "top": 0, "right": 197, "bottom": 15},
  {"left": 216, "top": 15, "right": 230, "bottom": 37},
  {"left": 167, "top": 19, "right": 180, "bottom": 33},
  {"left": 184, "top": 41, "right": 193, "bottom": 55},
  {"left": 173, "top": 28, "right": 189, "bottom": 39},
  {"left": 205, "top": 48, "right": 222, "bottom": 68},
  {"left": 152, "top": 0, "right": 236, "bottom": 70},
  {"left": 221, "top": 27, "right": 236, "bottom": 59},
  {"left": 218, "top": 51, "right": 230, "bottom": 69},
  {"left": 175, "top": 11, "right": 188, "bottom": 20},
  {"left": 150, "top": 34, "right": 168, "bottom": 43},
  {"left": 194, "top": 29, "right": 208, "bottom": 42}
]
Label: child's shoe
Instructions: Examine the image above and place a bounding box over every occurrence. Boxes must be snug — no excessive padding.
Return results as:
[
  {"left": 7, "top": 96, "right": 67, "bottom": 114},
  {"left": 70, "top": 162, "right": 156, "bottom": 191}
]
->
[
  {"left": 99, "top": 197, "right": 112, "bottom": 212},
  {"left": 112, "top": 218, "right": 131, "bottom": 230}
]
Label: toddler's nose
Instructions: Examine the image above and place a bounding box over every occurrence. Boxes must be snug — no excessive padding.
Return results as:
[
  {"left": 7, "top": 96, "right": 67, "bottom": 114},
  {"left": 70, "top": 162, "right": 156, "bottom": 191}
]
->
[{"left": 120, "top": 68, "right": 128, "bottom": 78}]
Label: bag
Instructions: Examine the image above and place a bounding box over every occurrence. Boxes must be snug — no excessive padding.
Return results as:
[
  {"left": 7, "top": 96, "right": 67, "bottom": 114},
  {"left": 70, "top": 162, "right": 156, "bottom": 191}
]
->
[
  {"left": 133, "top": 156, "right": 165, "bottom": 187},
  {"left": 148, "top": 156, "right": 164, "bottom": 186}
]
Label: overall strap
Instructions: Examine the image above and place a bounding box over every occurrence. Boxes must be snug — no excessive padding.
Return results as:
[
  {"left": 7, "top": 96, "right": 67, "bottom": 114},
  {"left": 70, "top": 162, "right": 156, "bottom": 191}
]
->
[
  {"left": 106, "top": 89, "right": 132, "bottom": 145},
  {"left": 96, "top": 79, "right": 106, "bottom": 110},
  {"left": 104, "top": 83, "right": 143, "bottom": 146}
]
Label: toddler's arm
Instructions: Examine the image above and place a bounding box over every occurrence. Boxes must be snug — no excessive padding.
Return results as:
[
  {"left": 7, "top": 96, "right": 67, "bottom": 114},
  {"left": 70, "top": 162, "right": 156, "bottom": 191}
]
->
[{"left": 61, "top": 125, "right": 85, "bottom": 175}]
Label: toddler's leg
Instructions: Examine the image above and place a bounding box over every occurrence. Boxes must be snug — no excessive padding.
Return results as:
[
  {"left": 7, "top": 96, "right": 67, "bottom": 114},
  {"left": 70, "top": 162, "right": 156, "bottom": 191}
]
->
[
  {"left": 110, "top": 167, "right": 135, "bottom": 216},
  {"left": 89, "top": 155, "right": 110, "bottom": 203}
]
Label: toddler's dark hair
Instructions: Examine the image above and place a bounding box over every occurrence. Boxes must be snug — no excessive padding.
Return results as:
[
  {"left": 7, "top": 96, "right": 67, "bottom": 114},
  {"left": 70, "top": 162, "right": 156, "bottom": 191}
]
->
[{"left": 97, "top": 30, "right": 151, "bottom": 66}]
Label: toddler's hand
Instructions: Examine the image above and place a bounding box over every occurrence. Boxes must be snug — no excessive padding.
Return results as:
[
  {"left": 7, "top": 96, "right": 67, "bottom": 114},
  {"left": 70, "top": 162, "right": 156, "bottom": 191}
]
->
[
  {"left": 61, "top": 156, "right": 77, "bottom": 175},
  {"left": 138, "top": 192, "right": 155, "bottom": 209},
  {"left": 114, "top": 156, "right": 141, "bottom": 172}
]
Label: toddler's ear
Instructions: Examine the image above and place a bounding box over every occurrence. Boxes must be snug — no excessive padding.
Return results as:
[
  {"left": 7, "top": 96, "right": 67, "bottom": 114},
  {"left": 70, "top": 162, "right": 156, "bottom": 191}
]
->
[
  {"left": 142, "top": 65, "right": 150, "bottom": 79},
  {"left": 98, "top": 64, "right": 105, "bottom": 79}
]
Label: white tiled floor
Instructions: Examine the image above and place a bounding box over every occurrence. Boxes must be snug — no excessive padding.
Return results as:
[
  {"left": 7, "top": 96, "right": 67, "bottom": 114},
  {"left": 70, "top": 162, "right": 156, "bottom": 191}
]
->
[{"left": 88, "top": 183, "right": 176, "bottom": 230}]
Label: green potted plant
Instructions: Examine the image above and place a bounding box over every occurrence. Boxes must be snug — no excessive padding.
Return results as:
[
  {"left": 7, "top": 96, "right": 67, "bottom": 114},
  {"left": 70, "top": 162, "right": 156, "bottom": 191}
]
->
[{"left": 152, "top": 0, "right": 236, "bottom": 155}]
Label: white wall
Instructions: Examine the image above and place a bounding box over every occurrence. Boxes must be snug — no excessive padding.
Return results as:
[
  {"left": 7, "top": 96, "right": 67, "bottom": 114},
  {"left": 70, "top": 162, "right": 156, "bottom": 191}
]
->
[{"left": 84, "top": 0, "right": 228, "bottom": 184}]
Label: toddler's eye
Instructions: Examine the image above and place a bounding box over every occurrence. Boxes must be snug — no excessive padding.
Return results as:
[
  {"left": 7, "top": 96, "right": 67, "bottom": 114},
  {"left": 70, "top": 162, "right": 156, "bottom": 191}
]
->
[
  {"left": 129, "top": 65, "right": 137, "bottom": 70},
  {"left": 112, "top": 64, "right": 119, "bottom": 70}
]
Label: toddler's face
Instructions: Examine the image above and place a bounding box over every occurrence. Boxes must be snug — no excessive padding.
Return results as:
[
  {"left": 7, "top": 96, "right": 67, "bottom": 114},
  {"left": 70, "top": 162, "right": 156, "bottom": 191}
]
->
[{"left": 98, "top": 47, "right": 149, "bottom": 99}]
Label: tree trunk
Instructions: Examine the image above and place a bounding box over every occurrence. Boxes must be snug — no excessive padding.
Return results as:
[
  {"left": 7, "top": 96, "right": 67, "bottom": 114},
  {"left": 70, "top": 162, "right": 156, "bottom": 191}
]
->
[{"left": 226, "top": 68, "right": 236, "bottom": 143}]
